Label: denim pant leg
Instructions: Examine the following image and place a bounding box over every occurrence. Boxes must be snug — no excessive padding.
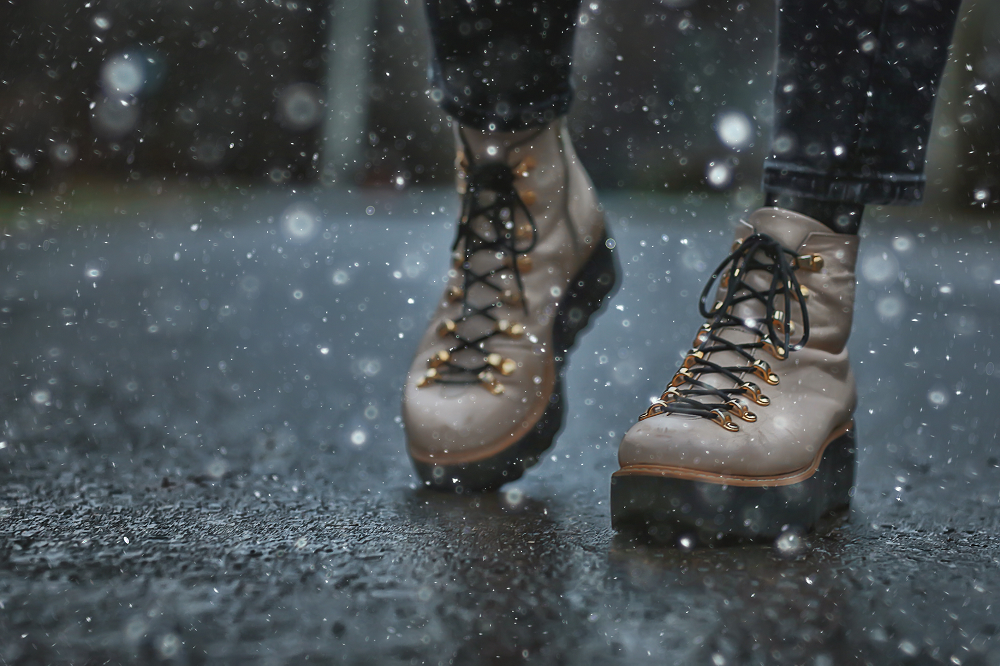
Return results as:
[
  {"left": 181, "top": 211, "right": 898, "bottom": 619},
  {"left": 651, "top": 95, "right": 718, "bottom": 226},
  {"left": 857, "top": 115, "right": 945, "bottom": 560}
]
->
[
  {"left": 764, "top": 0, "right": 963, "bottom": 205},
  {"left": 424, "top": 0, "right": 583, "bottom": 131}
]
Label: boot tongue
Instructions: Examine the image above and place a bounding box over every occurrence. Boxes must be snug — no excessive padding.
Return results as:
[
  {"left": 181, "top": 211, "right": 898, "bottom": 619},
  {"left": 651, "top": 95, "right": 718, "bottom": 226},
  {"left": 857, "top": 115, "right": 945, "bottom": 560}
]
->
[
  {"left": 744, "top": 207, "right": 831, "bottom": 252},
  {"left": 682, "top": 208, "right": 826, "bottom": 401}
]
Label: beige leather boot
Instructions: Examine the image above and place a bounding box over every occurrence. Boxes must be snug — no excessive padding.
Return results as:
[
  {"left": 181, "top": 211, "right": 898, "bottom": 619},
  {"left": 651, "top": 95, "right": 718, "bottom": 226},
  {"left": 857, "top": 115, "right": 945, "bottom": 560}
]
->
[
  {"left": 612, "top": 208, "right": 858, "bottom": 542},
  {"left": 403, "top": 120, "right": 618, "bottom": 492}
]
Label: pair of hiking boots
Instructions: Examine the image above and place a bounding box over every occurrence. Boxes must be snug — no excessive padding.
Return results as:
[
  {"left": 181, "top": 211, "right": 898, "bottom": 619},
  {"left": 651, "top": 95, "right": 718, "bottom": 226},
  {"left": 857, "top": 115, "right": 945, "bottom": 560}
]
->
[{"left": 402, "top": 122, "right": 858, "bottom": 543}]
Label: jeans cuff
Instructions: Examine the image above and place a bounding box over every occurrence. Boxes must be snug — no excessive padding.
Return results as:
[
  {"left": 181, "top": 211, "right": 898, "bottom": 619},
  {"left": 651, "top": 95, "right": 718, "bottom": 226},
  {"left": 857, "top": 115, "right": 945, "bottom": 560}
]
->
[{"left": 762, "top": 161, "right": 926, "bottom": 205}]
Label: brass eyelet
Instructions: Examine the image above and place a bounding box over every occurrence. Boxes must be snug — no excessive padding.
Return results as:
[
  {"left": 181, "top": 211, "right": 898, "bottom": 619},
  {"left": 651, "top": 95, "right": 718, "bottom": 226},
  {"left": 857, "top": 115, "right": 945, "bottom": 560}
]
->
[
  {"left": 795, "top": 253, "right": 824, "bottom": 272},
  {"left": 496, "top": 319, "right": 525, "bottom": 338},
  {"left": 446, "top": 285, "right": 464, "bottom": 303},
  {"left": 519, "top": 190, "right": 537, "bottom": 206},
  {"left": 737, "top": 382, "right": 770, "bottom": 406},
  {"left": 428, "top": 350, "right": 451, "bottom": 368},
  {"left": 501, "top": 289, "right": 523, "bottom": 307},
  {"left": 504, "top": 254, "right": 533, "bottom": 273},
  {"left": 639, "top": 400, "right": 670, "bottom": 421},
  {"left": 513, "top": 156, "right": 536, "bottom": 178},
  {"left": 478, "top": 370, "right": 505, "bottom": 395},
  {"left": 750, "top": 359, "right": 780, "bottom": 385},
  {"left": 710, "top": 409, "right": 740, "bottom": 432},
  {"left": 670, "top": 367, "right": 694, "bottom": 387},
  {"left": 692, "top": 323, "right": 712, "bottom": 348},
  {"left": 726, "top": 400, "right": 757, "bottom": 422},
  {"left": 486, "top": 353, "right": 517, "bottom": 376},
  {"left": 771, "top": 310, "right": 796, "bottom": 336},
  {"left": 681, "top": 350, "right": 704, "bottom": 370},
  {"left": 761, "top": 337, "right": 788, "bottom": 360},
  {"left": 437, "top": 319, "right": 457, "bottom": 337},
  {"left": 417, "top": 367, "right": 439, "bottom": 388}
]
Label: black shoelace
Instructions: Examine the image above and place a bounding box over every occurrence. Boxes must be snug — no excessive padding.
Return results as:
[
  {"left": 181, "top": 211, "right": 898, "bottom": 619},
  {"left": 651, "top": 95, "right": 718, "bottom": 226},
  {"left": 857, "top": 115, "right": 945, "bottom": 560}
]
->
[
  {"left": 428, "top": 130, "right": 541, "bottom": 387},
  {"left": 641, "top": 233, "right": 814, "bottom": 431}
]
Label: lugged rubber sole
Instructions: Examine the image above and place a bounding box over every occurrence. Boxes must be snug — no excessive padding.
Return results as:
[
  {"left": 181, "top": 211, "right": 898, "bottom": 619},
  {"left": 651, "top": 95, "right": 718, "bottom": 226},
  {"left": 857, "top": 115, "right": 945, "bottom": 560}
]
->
[
  {"left": 611, "top": 428, "right": 856, "bottom": 544},
  {"left": 414, "top": 234, "right": 620, "bottom": 493}
]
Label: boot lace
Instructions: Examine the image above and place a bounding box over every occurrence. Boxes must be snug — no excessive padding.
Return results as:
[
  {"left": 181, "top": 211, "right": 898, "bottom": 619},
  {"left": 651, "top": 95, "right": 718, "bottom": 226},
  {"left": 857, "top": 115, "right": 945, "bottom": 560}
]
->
[
  {"left": 418, "top": 130, "right": 542, "bottom": 395},
  {"left": 640, "top": 232, "right": 821, "bottom": 431}
]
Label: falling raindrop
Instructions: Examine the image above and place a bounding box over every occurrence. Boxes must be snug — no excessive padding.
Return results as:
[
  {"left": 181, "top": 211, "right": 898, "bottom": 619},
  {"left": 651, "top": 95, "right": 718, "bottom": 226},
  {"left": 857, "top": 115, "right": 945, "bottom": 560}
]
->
[
  {"left": 281, "top": 202, "right": 320, "bottom": 243},
  {"left": 92, "top": 13, "right": 112, "bottom": 31},
  {"left": 51, "top": 143, "right": 77, "bottom": 166},
  {"left": 706, "top": 162, "right": 733, "bottom": 189},
  {"left": 891, "top": 234, "right": 914, "bottom": 253},
  {"left": 277, "top": 83, "right": 323, "bottom": 131},
  {"left": 12, "top": 153, "right": 34, "bottom": 172},
  {"left": 101, "top": 54, "right": 145, "bottom": 96},
  {"left": 715, "top": 110, "right": 753, "bottom": 150},
  {"left": 774, "top": 527, "right": 806, "bottom": 557},
  {"left": 875, "top": 295, "right": 904, "bottom": 322},
  {"left": 927, "top": 388, "right": 949, "bottom": 408},
  {"left": 91, "top": 97, "right": 140, "bottom": 138},
  {"left": 861, "top": 250, "right": 899, "bottom": 285}
]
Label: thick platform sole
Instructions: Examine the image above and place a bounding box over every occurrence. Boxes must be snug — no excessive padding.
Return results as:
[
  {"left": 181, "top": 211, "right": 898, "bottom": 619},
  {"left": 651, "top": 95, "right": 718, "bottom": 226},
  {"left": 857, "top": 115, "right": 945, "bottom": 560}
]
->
[
  {"left": 414, "top": 235, "right": 620, "bottom": 493},
  {"left": 611, "top": 428, "right": 856, "bottom": 544}
]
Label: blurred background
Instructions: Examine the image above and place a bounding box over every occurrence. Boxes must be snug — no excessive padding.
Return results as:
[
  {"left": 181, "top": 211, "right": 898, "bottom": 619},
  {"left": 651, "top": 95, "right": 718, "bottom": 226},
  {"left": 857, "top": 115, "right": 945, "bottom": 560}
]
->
[{"left": 1, "top": 0, "right": 999, "bottom": 207}]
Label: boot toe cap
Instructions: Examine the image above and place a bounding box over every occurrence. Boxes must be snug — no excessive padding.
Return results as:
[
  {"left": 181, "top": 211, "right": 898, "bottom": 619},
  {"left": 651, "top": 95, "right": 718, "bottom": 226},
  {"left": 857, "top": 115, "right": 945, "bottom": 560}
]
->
[
  {"left": 617, "top": 413, "right": 814, "bottom": 479},
  {"left": 402, "top": 371, "right": 551, "bottom": 464}
]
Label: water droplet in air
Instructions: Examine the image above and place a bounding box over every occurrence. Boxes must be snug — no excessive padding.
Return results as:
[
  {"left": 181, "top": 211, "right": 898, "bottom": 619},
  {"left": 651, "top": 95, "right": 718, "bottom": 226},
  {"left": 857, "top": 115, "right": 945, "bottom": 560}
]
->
[
  {"left": 51, "top": 143, "right": 77, "bottom": 166},
  {"left": 350, "top": 429, "right": 367, "bottom": 446},
  {"left": 891, "top": 234, "right": 913, "bottom": 253},
  {"left": 281, "top": 202, "right": 320, "bottom": 243},
  {"left": 706, "top": 162, "right": 732, "bottom": 189},
  {"left": 276, "top": 83, "right": 323, "bottom": 131},
  {"left": 13, "top": 153, "right": 34, "bottom": 172},
  {"left": 101, "top": 54, "right": 144, "bottom": 96},
  {"left": 774, "top": 527, "right": 806, "bottom": 557},
  {"left": 715, "top": 110, "right": 753, "bottom": 150},
  {"left": 927, "top": 389, "right": 948, "bottom": 407}
]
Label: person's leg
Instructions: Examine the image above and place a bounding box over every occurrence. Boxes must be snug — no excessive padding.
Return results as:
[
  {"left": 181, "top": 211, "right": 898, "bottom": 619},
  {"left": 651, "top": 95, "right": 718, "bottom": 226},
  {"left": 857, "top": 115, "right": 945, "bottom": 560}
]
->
[
  {"left": 405, "top": 0, "right": 617, "bottom": 492},
  {"left": 764, "top": 0, "right": 963, "bottom": 233},
  {"left": 424, "top": 0, "right": 582, "bottom": 131},
  {"left": 612, "top": 0, "right": 963, "bottom": 542}
]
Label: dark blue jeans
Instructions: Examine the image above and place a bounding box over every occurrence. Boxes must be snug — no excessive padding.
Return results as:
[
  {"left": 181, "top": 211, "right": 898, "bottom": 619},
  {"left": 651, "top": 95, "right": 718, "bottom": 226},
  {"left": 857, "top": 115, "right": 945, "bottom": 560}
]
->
[{"left": 425, "top": 0, "right": 962, "bottom": 206}]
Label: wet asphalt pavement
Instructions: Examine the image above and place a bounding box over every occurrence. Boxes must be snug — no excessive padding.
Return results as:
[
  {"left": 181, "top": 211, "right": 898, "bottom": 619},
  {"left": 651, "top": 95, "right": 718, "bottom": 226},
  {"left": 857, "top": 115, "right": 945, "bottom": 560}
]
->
[{"left": 2, "top": 185, "right": 1000, "bottom": 665}]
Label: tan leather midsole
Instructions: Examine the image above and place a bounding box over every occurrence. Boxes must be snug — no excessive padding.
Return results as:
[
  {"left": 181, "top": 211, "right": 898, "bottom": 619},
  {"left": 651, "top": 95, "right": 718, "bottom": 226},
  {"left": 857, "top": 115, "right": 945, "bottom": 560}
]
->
[{"left": 613, "top": 421, "right": 854, "bottom": 488}]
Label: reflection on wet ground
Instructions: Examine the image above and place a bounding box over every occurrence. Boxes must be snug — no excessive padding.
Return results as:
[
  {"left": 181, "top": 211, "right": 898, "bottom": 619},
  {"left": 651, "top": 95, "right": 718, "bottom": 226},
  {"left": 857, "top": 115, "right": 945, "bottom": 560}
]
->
[{"left": 1, "top": 187, "right": 999, "bottom": 664}]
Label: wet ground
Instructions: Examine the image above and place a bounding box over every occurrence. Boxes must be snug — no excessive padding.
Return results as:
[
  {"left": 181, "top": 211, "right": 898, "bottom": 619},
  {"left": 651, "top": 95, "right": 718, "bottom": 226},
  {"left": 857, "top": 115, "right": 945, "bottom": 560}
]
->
[{"left": 2, "top": 184, "right": 999, "bottom": 665}]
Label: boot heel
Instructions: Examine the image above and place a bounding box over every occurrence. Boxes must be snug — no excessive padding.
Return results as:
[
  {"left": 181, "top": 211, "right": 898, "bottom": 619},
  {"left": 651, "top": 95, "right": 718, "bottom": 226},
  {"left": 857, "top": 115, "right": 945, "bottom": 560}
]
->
[{"left": 554, "top": 234, "right": 620, "bottom": 353}]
